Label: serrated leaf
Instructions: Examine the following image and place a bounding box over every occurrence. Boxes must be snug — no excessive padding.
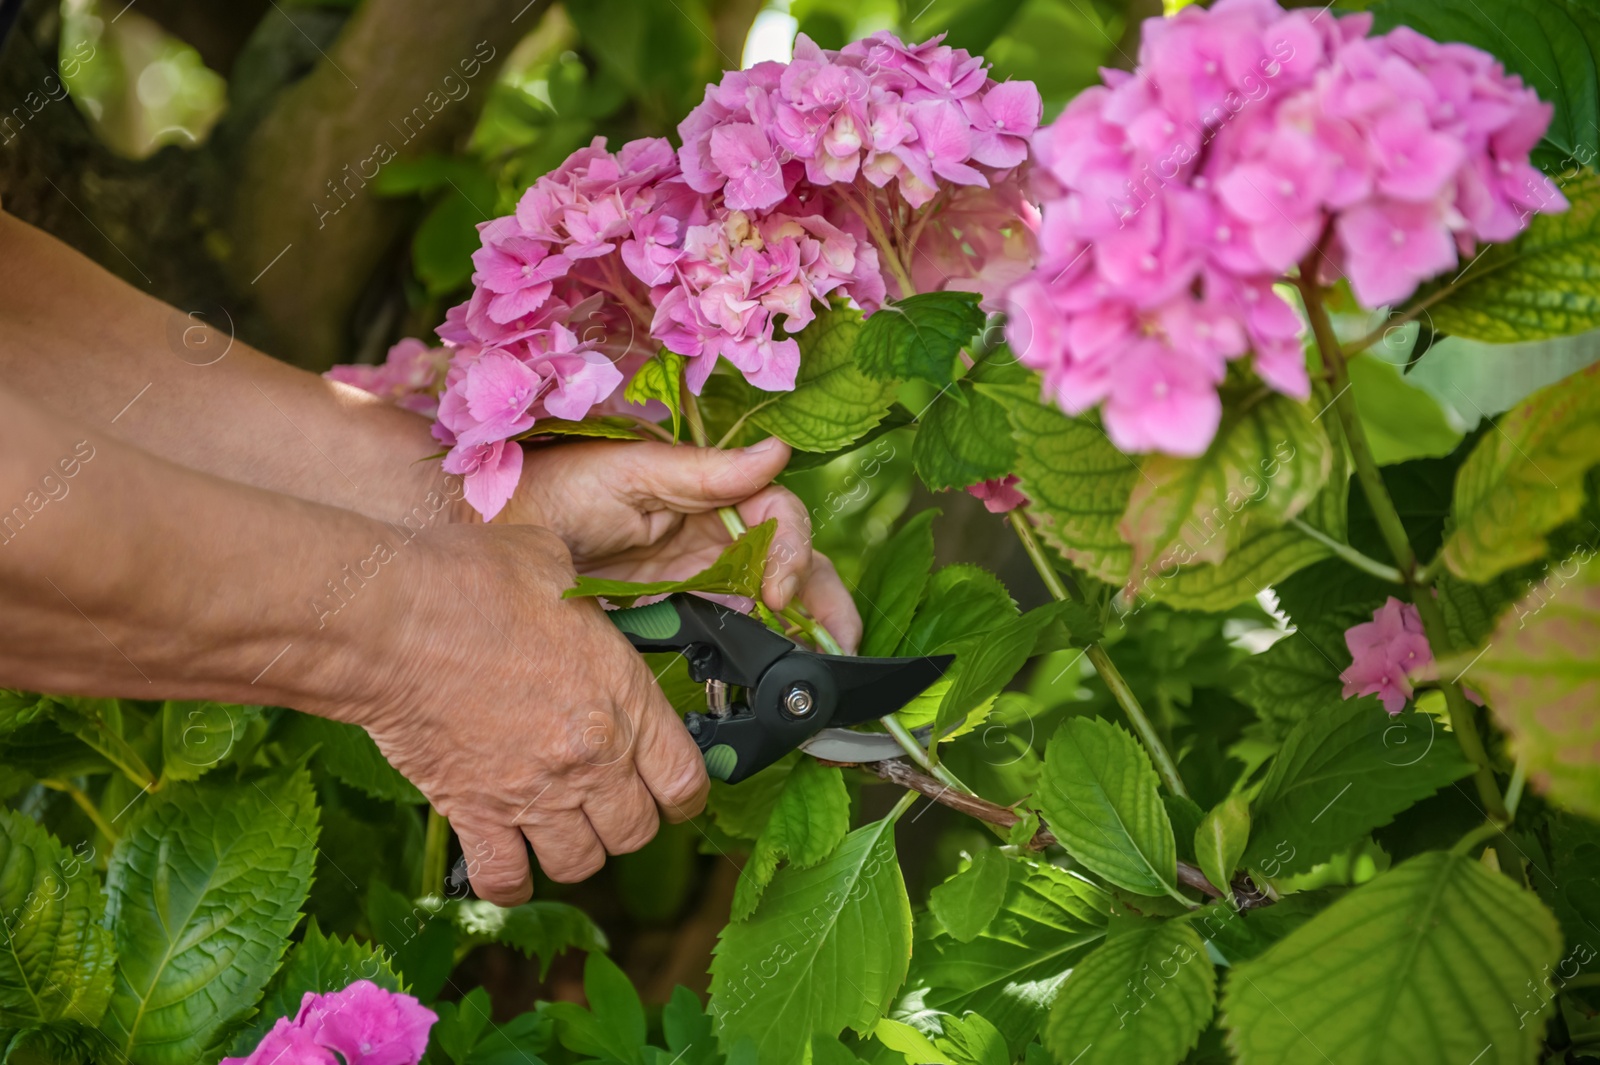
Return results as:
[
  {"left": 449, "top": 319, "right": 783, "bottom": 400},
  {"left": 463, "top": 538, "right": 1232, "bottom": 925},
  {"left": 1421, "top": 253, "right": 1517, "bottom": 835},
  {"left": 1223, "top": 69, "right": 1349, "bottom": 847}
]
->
[
  {"left": 1242, "top": 703, "right": 1473, "bottom": 879},
  {"left": 937, "top": 1013, "right": 1009, "bottom": 1065},
  {"left": 730, "top": 759, "right": 850, "bottom": 920},
  {"left": 855, "top": 510, "right": 938, "bottom": 658},
  {"left": 1420, "top": 169, "right": 1600, "bottom": 341},
  {"left": 710, "top": 819, "right": 911, "bottom": 1063},
  {"left": 1006, "top": 400, "right": 1137, "bottom": 584},
  {"left": 1237, "top": 612, "right": 1376, "bottom": 745},
  {"left": 1443, "top": 361, "right": 1600, "bottom": 582},
  {"left": 226, "top": 917, "right": 403, "bottom": 1055},
  {"left": 1045, "top": 918, "right": 1216, "bottom": 1065},
  {"left": 0, "top": 811, "right": 113, "bottom": 1028},
  {"left": 856, "top": 292, "right": 985, "bottom": 386},
  {"left": 565, "top": 520, "right": 777, "bottom": 605},
  {"left": 0, "top": 692, "right": 48, "bottom": 739},
  {"left": 101, "top": 770, "right": 319, "bottom": 1064},
  {"left": 1121, "top": 394, "right": 1331, "bottom": 593},
  {"left": 1462, "top": 557, "right": 1600, "bottom": 817},
  {"left": 913, "top": 383, "right": 1016, "bottom": 492},
  {"left": 705, "top": 753, "right": 800, "bottom": 842},
  {"left": 625, "top": 349, "right": 685, "bottom": 442},
  {"left": 1194, "top": 794, "right": 1250, "bottom": 900},
  {"left": 935, "top": 603, "right": 1068, "bottom": 735},
  {"left": 900, "top": 565, "right": 1018, "bottom": 657},
  {"left": 1223, "top": 851, "right": 1563, "bottom": 1065},
  {"left": 908, "top": 860, "right": 1110, "bottom": 1056},
  {"left": 1435, "top": 568, "right": 1531, "bottom": 654},
  {"left": 747, "top": 309, "right": 898, "bottom": 452},
  {"left": 159, "top": 701, "right": 259, "bottom": 783},
  {"left": 284, "top": 712, "right": 425, "bottom": 804},
  {"left": 547, "top": 951, "right": 647, "bottom": 1065},
  {"left": 928, "top": 849, "right": 1010, "bottom": 944},
  {"left": 660, "top": 985, "right": 720, "bottom": 1065},
  {"left": 874, "top": 1017, "right": 956, "bottom": 1065},
  {"left": 1348, "top": 356, "right": 1463, "bottom": 466},
  {"left": 1040, "top": 717, "right": 1177, "bottom": 898},
  {"left": 447, "top": 899, "right": 607, "bottom": 979},
  {"left": 1370, "top": 0, "right": 1599, "bottom": 165}
]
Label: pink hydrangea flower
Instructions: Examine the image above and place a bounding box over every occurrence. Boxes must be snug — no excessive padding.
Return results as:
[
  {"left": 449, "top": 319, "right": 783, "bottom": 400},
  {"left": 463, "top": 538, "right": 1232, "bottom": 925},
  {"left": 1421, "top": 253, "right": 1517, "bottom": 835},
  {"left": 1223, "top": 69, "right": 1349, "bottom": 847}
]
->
[
  {"left": 1007, "top": 0, "right": 1566, "bottom": 457},
  {"left": 326, "top": 339, "right": 451, "bottom": 418},
  {"left": 966, "top": 475, "right": 1027, "bottom": 513},
  {"left": 222, "top": 980, "right": 436, "bottom": 1065},
  {"left": 1339, "top": 597, "right": 1432, "bottom": 714}
]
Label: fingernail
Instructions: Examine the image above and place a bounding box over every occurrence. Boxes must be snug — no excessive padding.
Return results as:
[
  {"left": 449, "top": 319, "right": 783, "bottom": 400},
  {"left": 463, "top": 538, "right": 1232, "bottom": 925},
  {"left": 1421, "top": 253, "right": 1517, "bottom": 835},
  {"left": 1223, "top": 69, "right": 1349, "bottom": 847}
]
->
[
  {"left": 743, "top": 437, "right": 782, "bottom": 455},
  {"left": 777, "top": 574, "right": 799, "bottom": 603}
]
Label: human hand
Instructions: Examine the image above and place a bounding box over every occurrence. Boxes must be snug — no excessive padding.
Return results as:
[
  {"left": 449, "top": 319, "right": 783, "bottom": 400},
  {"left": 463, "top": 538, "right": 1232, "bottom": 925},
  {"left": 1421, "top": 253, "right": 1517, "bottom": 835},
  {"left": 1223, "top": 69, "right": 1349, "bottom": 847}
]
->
[
  {"left": 351, "top": 523, "right": 708, "bottom": 905},
  {"left": 499, "top": 438, "right": 863, "bottom": 653}
]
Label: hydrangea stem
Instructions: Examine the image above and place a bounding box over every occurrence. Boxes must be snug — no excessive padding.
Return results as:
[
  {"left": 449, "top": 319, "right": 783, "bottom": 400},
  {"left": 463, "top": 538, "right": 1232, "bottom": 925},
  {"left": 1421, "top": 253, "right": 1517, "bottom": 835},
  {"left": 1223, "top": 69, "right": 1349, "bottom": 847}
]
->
[
  {"left": 1008, "top": 513, "right": 1191, "bottom": 801},
  {"left": 422, "top": 807, "right": 449, "bottom": 898},
  {"left": 41, "top": 778, "right": 118, "bottom": 845},
  {"left": 1297, "top": 266, "right": 1509, "bottom": 824},
  {"left": 1289, "top": 518, "right": 1405, "bottom": 583}
]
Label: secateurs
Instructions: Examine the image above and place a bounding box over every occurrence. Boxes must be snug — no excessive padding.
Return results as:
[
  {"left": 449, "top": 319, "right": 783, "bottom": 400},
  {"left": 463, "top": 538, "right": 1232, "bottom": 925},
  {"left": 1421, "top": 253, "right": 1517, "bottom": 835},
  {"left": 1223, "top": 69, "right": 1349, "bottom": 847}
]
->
[{"left": 608, "top": 594, "right": 953, "bottom": 784}]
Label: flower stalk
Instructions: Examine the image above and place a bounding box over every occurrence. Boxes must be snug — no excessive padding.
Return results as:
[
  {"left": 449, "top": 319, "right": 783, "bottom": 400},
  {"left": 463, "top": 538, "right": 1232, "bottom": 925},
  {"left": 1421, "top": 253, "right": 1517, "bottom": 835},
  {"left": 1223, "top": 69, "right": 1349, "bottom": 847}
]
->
[{"left": 1008, "top": 513, "right": 1191, "bottom": 801}]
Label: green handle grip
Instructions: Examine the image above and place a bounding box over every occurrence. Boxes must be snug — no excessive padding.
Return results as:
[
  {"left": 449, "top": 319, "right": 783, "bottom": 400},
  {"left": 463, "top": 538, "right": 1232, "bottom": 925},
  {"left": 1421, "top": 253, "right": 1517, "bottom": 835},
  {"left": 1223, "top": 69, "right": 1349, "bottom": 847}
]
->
[{"left": 606, "top": 600, "right": 683, "bottom": 642}]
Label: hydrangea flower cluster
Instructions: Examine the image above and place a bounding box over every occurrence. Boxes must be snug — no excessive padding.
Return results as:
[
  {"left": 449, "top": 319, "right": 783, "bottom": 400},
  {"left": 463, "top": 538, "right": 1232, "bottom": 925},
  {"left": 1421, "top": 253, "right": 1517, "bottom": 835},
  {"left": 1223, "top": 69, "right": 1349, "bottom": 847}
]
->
[
  {"left": 1005, "top": 0, "right": 1566, "bottom": 457},
  {"left": 966, "top": 475, "right": 1027, "bottom": 513},
  {"left": 327, "top": 339, "right": 451, "bottom": 418},
  {"left": 222, "top": 980, "right": 435, "bottom": 1065},
  {"left": 1339, "top": 596, "right": 1431, "bottom": 714},
  {"left": 331, "top": 33, "right": 1043, "bottom": 519}
]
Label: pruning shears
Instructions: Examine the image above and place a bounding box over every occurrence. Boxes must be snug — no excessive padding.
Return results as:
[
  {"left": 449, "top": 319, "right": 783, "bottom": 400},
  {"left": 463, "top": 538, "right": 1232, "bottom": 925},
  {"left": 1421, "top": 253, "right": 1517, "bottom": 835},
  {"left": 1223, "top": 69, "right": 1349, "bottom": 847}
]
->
[{"left": 607, "top": 594, "right": 954, "bottom": 784}]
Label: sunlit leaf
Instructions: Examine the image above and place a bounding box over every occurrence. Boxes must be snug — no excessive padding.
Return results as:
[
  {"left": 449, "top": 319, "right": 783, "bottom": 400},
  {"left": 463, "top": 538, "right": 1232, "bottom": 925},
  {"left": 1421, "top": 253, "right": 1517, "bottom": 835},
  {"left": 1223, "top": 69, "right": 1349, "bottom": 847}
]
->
[
  {"left": 730, "top": 759, "right": 850, "bottom": 920},
  {"left": 748, "top": 309, "right": 899, "bottom": 452},
  {"left": 565, "top": 520, "right": 776, "bottom": 604}
]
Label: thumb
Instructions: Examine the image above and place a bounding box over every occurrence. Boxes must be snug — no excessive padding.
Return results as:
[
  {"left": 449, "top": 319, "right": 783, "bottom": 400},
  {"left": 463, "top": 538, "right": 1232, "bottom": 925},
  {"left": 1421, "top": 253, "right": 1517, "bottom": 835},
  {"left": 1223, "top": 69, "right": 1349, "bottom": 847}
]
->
[{"left": 627, "top": 437, "right": 791, "bottom": 511}]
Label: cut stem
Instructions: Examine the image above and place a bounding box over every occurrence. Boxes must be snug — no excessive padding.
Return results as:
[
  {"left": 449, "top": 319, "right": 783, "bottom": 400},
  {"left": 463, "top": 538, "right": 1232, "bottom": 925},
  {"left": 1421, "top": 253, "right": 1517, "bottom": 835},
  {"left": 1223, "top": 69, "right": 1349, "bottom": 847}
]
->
[
  {"left": 1009, "top": 513, "right": 1191, "bottom": 800},
  {"left": 1290, "top": 519, "right": 1406, "bottom": 583}
]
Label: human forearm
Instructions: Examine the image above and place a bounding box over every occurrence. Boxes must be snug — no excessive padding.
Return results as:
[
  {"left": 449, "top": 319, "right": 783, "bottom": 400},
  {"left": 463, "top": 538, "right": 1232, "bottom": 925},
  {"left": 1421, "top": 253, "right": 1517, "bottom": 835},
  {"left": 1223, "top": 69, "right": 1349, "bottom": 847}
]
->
[
  {"left": 0, "top": 383, "right": 417, "bottom": 717},
  {"left": 0, "top": 210, "right": 451, "bottom": 525}
]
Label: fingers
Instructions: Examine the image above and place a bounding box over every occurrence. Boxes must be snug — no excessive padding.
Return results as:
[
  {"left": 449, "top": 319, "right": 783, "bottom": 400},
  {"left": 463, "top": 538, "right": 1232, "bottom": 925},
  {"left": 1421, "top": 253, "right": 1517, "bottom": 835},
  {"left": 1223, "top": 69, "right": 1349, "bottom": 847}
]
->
[
  {"left": 736, "top": 484, "right": 816, "bottom": 612},
  {"left": 583, "top": 770, "right": 661, "bottom": 855},
  {"left": 454, "top": 818, "right": 533, "bottom": 906},
  {"left": 800, "top": 554, "right": 863, "bottom": 655},
  {"left": 623, "top": 438, "right": 791, "bottom": 512},
  {"left": 523, "top": 809, "right": 608, "bottom": 883},
  {"left": 631, "top": 682, "right": 709, "bottom": 822}
]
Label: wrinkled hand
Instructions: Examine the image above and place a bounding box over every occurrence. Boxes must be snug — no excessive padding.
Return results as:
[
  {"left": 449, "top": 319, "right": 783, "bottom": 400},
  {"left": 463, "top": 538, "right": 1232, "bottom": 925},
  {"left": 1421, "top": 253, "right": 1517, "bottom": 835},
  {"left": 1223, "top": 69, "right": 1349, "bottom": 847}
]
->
[
  {"left": 499, "top": 437, "right": 863, "bottom": 653},
  {"left": 355, "top": 524, "right": 708, "bottom": 905}
]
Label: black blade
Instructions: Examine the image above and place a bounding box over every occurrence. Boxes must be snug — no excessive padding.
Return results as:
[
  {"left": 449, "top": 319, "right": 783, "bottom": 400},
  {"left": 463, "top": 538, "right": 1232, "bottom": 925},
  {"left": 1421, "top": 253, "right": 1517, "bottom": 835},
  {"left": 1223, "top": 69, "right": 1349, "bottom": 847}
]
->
[{"left": 815, "top": 653, "right": 955, "bottom": 728}]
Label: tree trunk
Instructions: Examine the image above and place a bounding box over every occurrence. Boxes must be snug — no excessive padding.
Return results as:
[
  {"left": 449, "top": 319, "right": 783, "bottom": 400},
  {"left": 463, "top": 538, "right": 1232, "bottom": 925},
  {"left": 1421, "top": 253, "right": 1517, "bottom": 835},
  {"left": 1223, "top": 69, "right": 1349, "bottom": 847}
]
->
[{"left": 229, "top": 0, "right": 547, "bottom": 370}]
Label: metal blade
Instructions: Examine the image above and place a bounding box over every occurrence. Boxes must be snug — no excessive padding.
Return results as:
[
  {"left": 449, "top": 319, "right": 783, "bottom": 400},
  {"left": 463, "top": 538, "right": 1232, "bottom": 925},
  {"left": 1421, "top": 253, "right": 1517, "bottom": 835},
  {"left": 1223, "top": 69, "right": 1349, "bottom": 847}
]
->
[
  {"left": 800, "top": 726, "right": 932, "bottom": 763},
  {"left": 815, "top": 653, "right": 954, "bottom": 727}
]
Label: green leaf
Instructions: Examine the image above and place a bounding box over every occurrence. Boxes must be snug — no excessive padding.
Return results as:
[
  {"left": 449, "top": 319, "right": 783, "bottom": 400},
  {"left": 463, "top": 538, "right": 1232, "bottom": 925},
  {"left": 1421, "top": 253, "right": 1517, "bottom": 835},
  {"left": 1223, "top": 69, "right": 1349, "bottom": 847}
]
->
[
  {"left": 710, "top": 819, "right": 912, "bottom": 1064},
  {"left": 1370, "top": 0, "right": 1599, "bottom": 165},
  {"left": 1005, "top": 399, "right": 1137, "bottom": 584},
  {"left": 625, "top": 349, "right": 685, "bottom": 442},
  {"left": 854, "top": 510, "right": 938, "bottom": 658},
  {"left": 284, "top": 712, "right": 425, "bottom": 804},
  {"left": 705, "top": 753, "right": 800, "bottom": 842},
  {"left": 547, "top": 952, "right": 648, "bottom": 1065},
  {"left": 855, "top": 292, "right": 985, "bottom": 387},
  {"left": 565, "top": 520, "right": 777, "bottom": 605},
  {"left": 1462, "top": 555, "right": 1600, "bottom": 817},
  {"left": 0, "top": 810, "right": 113, "bottom": 1028},
  {"left": 927, "top": 849, "right": 1011, "bottom": 944},
  {"left": 1138, "top": 439, "right": 1348, "bottom": 612},
  {"left": 1237, "top": 598, "right": 1379, "bottom": 744},
  {"left": 0, "top": 692, "right": 48, "bottom": 740},
  {"left": 1045, "top": 918, "right": 1216, "bottom": 1065},
  {"left": 908, "top": 859, "right": 1110, "bottom": 1055},
  {"left": 1420, "top": 169, "right": 1600, "bottom": 341},
  {"left": 159, "top": 701, "right": 259, "bottom": 783},
  {"left": 1223, "top": 851, "right": 1563, "bottom": 1065},
  {"left": 1347, "top": 356, "right": 1464, "bottom": 466},
  {"left": 446, "top": 899, "right": 608, "bottom": 979},
  {"left": 660, "top": 985, "right": 720, "bottom": 1065},
  {"left": 226, "top": 917, "right": 403, "bottom": 1056},
  {"left": 899, "top": 564, "right": 1017, "bottom": 657},
  {"left": 1121, "top": 394, "right": 1331, "bottom": 593},
  {"left": 807, "top": 1034, "right": 868, "bottom": 1065},
  {"left": 912, "top": 383, "right": 1016, "bottom": 492},
  {"left": 1242, "top": 703, "right": 1473, "bottom": 880},
  {"left": 937, "top": 1013, "right": 1010, "bottom": 1065},
  {"left": 412, "top": 173, "right": 496, "bottom": 297},
  {"left": 517, "top": 416, "right": 645, "bottom": 441},
  {"left": 366, "top": 883, "right": 456, "bottom": 1003},
  {"left": 1443, "top": 361, "right": 1600, "bottom": 582},
  {"left": 935, "top": 602, "right": 1070, "bottom": 735},
  {"left": 874, "top": 1017, "right": 956, "bottom": 1065},
  {"left": 730, "top": 759, "right": 850, "bottom": 920},
  {"left": 748, "top": 309, "right": 899, "bottom": 452},
  {"left": 101, "top": 770, "right": 319, "bottom": 1064},
  {"left": 1194, "top": 794, "right": 1251, "bottom": 900},
  {"left": 1040, "top": 717, "right": 1178, "bottom": 898}
]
